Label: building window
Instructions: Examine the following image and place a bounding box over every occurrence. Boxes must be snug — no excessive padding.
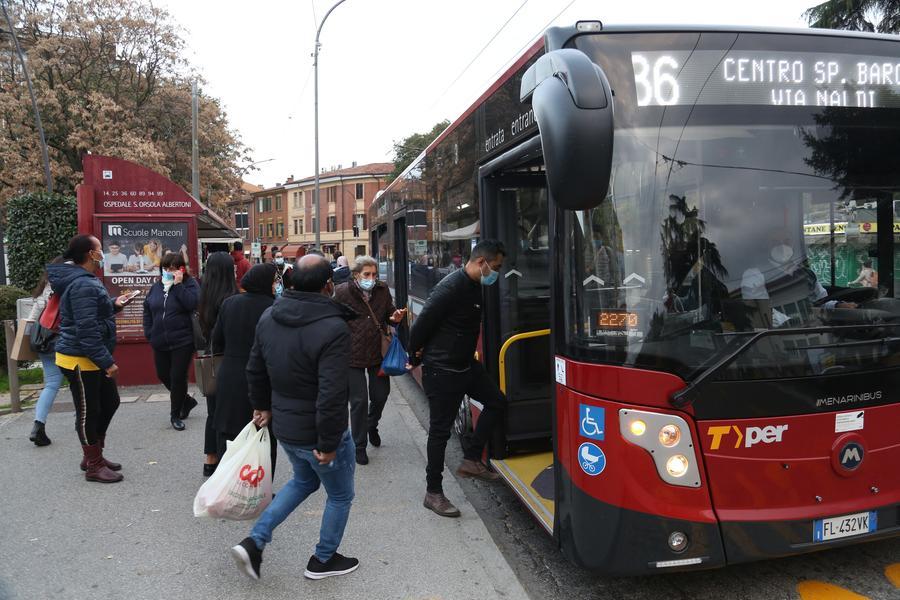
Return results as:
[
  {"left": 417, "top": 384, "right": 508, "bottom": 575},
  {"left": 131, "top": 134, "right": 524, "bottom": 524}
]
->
[
  {"left": 327, "top": 187, "right": 336, "bottom": 203},
  {"left": 258, "top": 224, "right": 264, "bottom": 239},
  {"left": 234, "top": 210, "right": 248, "bottom": 230},
  {"left": 293, "top": 192, "right": 300, "bottom": 209},
  {"left": 354, "top": 213, "right": 366, "bottom": 229},
  {"left": 327, "top": 216, "right": 337, "bottom": 232},
  {"left": 267, "top": 220, "right": 273, "bottom": 237},
  {"left": 257, "top": 198, "right": 264, "bottom": 213},
  {"left": 311, "top": 217, "right": 317, "bottom": 233},
  {"left": 293, "top": 219, "right": 298, "bottom": 235},
  {"left": 299, "top": 219, "right": 304, "bottom": 234},
  {"left": 277, "top": 220, "right": 284, "bottom": 238},
  {"left": 275, "top": 195, "right": 282, "bottom": 211},
  {"left": 355, "top": 183, "right": 364, "bottom": 199}
]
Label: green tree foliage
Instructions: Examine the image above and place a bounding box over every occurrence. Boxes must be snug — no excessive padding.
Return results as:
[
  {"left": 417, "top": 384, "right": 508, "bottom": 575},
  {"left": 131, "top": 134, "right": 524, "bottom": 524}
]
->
[
  {"left": 0, "top": 0, "right": 251, "bottom": 207},
  {"left": 805, "top": 0, "right": 900, "bottom": 33},
  {"left": 0, "top": 285, "right": 30, "bottom": 321},
  {"left": 390, "top": 120, "right": 450, "bottom": 180},
  {"left": 5, "top": 192, "right": 77, "bottom": 291}
]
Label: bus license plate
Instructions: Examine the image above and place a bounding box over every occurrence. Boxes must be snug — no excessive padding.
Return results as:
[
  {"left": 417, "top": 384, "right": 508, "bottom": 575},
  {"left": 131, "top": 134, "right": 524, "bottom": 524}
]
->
[{"left": 813, "top": 511, "right": 877, "bottom": 542}]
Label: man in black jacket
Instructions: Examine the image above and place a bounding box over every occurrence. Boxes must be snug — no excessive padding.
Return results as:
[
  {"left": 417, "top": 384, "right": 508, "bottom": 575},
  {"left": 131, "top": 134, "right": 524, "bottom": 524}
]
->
[
  {"left": 231, "top": 254, "right": 360, "bottom": 581},
  {"left": 408, "top": 239, "right": 507, "bottom": 518}
]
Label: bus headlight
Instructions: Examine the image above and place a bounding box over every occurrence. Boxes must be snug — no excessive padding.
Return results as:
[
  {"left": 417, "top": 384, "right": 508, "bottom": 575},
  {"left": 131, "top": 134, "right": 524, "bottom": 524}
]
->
[
  {"left": 629, "top": 420, "right": 647, "bottom": 436},
  {"left": 658, "top": 424, "right": 681, "bottom": 447},
  {"left": 619, "top": 409, "right": 701, "bottom": 488},
  {"left": 666, "top": 455, "right": 689, "bottom": 477}
]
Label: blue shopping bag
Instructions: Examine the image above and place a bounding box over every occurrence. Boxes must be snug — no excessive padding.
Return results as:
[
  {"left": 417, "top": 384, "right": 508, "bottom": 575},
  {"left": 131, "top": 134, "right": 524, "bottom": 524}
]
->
[{"left": 380, "top": 328, "right": 408, "bottom": 376}]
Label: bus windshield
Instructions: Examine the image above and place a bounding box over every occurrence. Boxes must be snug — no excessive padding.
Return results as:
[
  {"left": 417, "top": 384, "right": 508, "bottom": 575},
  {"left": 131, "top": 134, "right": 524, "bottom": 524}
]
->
[{"left": 564, "top": 31, "right": 900, "bottom": 381}]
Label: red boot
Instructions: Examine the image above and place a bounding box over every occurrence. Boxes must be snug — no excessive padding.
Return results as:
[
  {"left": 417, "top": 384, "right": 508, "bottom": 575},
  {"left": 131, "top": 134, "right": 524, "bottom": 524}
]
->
[
  {"left": 82, "top": 444, "right": 123, "bottom": 483},
  {"left": 80, "top": 436, "right": 121, "bottom": 472}
]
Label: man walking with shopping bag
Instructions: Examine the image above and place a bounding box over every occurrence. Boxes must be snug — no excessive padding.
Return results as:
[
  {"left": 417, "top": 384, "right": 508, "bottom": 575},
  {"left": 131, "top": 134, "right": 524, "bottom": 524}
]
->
[{"left": 230, "top": 254, "right": 359, "bottom": 581}]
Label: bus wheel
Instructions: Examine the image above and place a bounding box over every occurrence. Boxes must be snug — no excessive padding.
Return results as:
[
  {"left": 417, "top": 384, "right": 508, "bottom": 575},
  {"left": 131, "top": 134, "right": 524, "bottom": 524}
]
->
[{"left": 454, "top": 396, "right": 473, "bottom": 439}]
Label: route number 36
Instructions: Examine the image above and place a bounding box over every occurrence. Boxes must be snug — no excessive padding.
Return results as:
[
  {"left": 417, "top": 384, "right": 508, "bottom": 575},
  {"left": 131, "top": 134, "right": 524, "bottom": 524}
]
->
[{"left": 632, "top": 54, "right": 681, "bottom": 106}]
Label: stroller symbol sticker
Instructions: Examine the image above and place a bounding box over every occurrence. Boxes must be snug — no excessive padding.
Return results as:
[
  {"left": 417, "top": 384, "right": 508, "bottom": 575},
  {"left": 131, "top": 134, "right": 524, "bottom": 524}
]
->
[
  {"left": 578, "top": 442, "right": 606, "bottom": 476},
  {"left": 579, "top": 404, "right": 605, "bottom": 441}
]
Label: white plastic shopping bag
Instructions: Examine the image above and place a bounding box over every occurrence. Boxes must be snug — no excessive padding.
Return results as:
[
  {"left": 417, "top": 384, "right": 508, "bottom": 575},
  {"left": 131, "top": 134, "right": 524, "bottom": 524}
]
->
[{"left": 193, "top": 422, "right": 272, "bottom": 520}]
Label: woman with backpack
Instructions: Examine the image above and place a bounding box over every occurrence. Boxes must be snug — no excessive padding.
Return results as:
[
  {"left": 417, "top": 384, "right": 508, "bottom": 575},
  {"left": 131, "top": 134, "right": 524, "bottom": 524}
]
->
[
  {"left": 196, "top": 251, "right": 237, "bottom": 476},
  {"left": 26, "top": 257, "right": 65, "bottom": 447},
  {"left": 143, "top": 252, "right": 201, "bottom": 431},
  {"left": 47, "top": 234, "right": 137, "bottom": 483}
]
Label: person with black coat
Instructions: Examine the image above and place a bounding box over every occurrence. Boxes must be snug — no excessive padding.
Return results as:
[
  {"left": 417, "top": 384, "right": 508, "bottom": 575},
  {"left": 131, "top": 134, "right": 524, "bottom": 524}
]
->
[
  {"left": 211, "top": 263, "right": 277, "bottom": 469},
  {"left": 197, "top": 251, "right": 237, "bottom": 476},
  {"left": 230, "top": 254, "right": 360, "bottom": 582},
  {"left": 143, "top": 252, "right": 200, "bottom": 430},
  {"left": 407, "top": 239, "right": 508, "bottom": 518}
]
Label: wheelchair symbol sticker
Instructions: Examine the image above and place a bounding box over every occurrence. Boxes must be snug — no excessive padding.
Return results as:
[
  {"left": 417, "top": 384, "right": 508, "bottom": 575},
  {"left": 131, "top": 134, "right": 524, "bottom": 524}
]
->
[
  {"left": 579, "top": 404, "right": 605, "bottom": 441},
  {"left": 578, "top": 442, "right": 606, "bottom": 476}
]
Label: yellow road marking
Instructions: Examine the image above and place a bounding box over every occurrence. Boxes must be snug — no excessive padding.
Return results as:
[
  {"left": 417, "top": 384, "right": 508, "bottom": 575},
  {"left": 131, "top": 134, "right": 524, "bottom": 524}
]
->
[
  {"left": 797, "top": 581, "right": 868, "bottom": 600},
  {"left": 886, "top": 563, "right": 900, "bottom": 588}
]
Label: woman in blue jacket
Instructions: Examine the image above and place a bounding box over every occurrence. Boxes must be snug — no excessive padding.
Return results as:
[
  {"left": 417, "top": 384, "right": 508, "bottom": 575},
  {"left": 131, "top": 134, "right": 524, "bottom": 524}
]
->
[
  {"left": 143, "top": 252, "right": 200, "bottom": 430},
  {"left": 48, "top": 235, "right": 136, "bottom": 484}
]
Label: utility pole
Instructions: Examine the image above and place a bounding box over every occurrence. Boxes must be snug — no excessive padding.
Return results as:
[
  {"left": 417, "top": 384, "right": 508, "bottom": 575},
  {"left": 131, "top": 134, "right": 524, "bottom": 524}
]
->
[
  {"left": 192, "top": 80, "right": 200, "bottom": 200},
  {"left": 1, "top": 0, "right": 51, "bottom": 193},
  {"left": 313, "top": 0, "right": 348, "bottom": 250}
]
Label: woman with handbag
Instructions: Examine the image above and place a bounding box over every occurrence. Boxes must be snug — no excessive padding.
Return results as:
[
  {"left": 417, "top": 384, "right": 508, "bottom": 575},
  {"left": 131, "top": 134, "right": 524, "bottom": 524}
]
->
[
  {"left": 211, "top": 263, "right": 277, "bottom": 470},
  {"left": 48, "top": 234, "right": 137, "bottom": 483},
  {"left": 143, "top": 252, "right": 200, "bottom": 431},
  {"left": 196, "top": 251, "right": 237, "bottom": 476},
  {"left": 334, "top": 255, "right": 406, "bottom": 465},
  {"left": 26, "top": 257, "right": 65, "bottom": 447}
]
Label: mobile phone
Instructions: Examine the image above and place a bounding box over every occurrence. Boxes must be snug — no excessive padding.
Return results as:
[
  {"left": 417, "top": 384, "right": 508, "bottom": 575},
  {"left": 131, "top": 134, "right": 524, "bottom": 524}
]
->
[{"left": 124, "top": 290, "right": 142, "bottom": 301}]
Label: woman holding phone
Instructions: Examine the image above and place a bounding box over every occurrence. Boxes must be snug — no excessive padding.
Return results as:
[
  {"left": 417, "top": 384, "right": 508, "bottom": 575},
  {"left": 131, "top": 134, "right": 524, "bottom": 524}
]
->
[
  {"left": 143, "top": 252, "right": 200, "bottom": 430},
  {"left": 47, "top": 234, "right": 136, "bottom": 483}
]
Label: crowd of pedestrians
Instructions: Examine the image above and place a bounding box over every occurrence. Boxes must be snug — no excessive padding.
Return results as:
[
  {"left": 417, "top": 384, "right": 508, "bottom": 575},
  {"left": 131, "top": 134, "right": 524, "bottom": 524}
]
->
[{"left": 24, "top": 234, "right": 509, "bottom": 582}]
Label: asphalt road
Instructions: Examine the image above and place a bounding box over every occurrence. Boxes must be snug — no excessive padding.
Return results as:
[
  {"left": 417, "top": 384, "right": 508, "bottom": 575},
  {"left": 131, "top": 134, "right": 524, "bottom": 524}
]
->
[{"left": 394, "top": 376, "right": 900, "bottom": 600}]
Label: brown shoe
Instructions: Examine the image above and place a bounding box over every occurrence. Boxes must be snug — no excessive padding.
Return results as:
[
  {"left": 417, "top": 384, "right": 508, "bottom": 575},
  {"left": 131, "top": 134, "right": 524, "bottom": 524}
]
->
[
  {"left": 423, "top": 492, "right": 461, "bottom": 518},
  {"left": 80, "top": 435, "right": 121, "bottom": 472},
  {"left": 456, "top": 459, "right": 501, "bottom": 482},
  {"left": 82, "top": 444, "right": 123, "bottom": 483}
]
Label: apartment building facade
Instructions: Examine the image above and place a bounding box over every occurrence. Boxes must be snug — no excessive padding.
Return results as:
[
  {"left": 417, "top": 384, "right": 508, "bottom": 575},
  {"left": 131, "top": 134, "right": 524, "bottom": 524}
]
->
[{"left": 282, "top": 162, "right": 393, "bottom": 259}]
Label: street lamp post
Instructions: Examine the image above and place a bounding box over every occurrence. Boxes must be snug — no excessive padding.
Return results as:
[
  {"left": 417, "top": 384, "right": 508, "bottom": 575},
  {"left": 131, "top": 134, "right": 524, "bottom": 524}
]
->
[{"left": 313, "top": 0, "right": 348, "bottom": 250}]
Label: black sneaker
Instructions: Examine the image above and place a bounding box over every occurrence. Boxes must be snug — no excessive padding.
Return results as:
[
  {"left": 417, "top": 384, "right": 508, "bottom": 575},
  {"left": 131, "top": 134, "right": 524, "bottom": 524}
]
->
[
  {"left": 304, "top": 552, "right": 359, "bottom": 580},
  {"left": 355, "top": 449, "right": 369, "bottom": 465},
  {"left": 230, "top": 537, "right": 262, "bottom": 580}
]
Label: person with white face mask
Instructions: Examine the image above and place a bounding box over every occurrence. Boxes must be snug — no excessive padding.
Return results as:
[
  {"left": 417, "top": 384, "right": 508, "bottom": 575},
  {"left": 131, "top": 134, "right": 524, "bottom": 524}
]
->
[
  {"left": 273, "top": 251, "right": 293, "bottom": 297},
  {"left": 334, "top": 256, "right": 406, "bottom": 465}
]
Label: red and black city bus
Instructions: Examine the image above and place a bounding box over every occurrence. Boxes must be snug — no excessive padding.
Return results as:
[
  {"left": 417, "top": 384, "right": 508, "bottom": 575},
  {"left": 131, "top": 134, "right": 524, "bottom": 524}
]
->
[{"left": 369, "top": 21, "right": 900, "bottom": 574}]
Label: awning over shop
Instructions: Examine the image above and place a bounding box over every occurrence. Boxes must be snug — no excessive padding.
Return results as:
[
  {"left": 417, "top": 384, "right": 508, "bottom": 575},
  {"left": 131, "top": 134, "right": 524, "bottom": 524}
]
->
[{"left": 278, "top": 243, "right": 305, "bottom": 258}]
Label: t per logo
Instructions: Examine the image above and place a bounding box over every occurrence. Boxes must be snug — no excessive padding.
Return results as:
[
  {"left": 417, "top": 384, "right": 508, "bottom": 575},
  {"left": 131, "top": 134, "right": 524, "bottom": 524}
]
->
[
  {"left": 239, "top": 464, "right": 265, "bottom": 487},
  {"left": 707, "top": 424, "right": 789, "bottom": 450}
]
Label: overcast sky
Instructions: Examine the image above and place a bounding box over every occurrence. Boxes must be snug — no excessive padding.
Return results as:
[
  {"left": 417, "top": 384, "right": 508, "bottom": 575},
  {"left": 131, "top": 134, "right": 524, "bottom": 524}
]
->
[{"left": 156, "top": 0, "right": 816, "bottom": 189}]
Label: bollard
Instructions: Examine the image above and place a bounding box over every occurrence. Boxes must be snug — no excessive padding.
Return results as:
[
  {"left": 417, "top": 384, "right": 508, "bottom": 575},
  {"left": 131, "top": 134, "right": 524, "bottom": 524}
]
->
[{"left": 4, "top": 320, "right": 20, "bottom": 412}]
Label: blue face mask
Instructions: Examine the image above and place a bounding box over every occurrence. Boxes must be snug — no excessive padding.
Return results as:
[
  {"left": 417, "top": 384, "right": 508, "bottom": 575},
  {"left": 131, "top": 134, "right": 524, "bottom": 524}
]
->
[
  {"left": 480, "top": 264, "right": 499, "bottom": 286},
  {"left": 161, "top": 271, "right": 175, "bottom": 283},
  {"left": 359, "top": 278, "right": 375, "bottom": 291}
]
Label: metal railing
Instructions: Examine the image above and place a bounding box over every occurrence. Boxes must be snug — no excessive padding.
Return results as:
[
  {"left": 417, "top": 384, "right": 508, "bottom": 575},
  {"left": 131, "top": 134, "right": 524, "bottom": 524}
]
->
[{"left": 498, "top": 329, "right": 551, "bottom": 395}]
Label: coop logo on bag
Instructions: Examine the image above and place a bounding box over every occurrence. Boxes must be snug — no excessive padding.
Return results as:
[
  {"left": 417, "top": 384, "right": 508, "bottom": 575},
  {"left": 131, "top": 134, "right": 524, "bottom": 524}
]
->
[{"left": 239, "top": 464, "right": 265, "bottom": 488}]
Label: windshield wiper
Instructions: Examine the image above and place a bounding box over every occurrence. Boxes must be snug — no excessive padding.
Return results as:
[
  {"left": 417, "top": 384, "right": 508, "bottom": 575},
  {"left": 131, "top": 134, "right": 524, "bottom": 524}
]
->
[{"left": 670, "top": 323, "right": 898, "bottom": 408}]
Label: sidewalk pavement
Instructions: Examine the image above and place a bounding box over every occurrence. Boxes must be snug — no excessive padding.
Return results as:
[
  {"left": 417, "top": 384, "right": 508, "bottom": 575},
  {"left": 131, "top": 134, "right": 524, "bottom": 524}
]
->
[{"left": 0, "top": 379, "right": 528, "bottom": 600}]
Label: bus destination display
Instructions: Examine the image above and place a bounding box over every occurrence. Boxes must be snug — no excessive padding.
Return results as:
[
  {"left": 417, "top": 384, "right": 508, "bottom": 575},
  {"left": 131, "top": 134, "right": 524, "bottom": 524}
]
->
[
  {"left": 631, "top": 50, "right": 900, "bottom": 108},
  {"left": 593, "top": 310, "right": 642, "bottom": 338}
]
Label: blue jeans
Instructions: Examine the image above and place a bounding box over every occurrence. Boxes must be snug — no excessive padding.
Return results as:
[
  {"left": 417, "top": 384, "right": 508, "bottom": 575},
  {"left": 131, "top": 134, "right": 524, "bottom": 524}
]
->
[
  {"left": 250, "top": 430, "right": 355, "bottom": 562},
  {"left": 35, "top": 352, "right": 63, "bottom": 424}
]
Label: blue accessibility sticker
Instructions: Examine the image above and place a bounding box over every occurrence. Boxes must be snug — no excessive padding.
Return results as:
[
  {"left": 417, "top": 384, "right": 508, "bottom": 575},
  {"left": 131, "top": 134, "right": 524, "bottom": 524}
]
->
[
  {"left": 579, "top": 404, "right": 605, "bottom": 441},
  {"left": 578, "top": 442, "right": 606, "bottom": 476}
]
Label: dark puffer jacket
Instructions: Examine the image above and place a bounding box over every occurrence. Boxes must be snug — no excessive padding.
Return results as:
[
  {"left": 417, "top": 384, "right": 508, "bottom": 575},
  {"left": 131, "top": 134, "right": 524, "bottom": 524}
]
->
[
  {"left": 407, "top": 268, "right": 483, "bottom": 371},
  {"left": 142, "top": 277, "right": 200, "bottom": 351},
  {"left": 47, "top": 263, "right": 120, "bottom": 369},
  {"left": 334, "top": 280, "right": 396, "bottom": 368},
  {"left": 246, "top": 290, "right": 356, "bottom": 453}
]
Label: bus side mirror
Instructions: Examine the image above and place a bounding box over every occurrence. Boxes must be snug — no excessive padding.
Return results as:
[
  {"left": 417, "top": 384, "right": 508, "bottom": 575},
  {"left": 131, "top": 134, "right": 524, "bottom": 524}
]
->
[{"left": 520, "top": 49, "right": 614, "bottom": 211}]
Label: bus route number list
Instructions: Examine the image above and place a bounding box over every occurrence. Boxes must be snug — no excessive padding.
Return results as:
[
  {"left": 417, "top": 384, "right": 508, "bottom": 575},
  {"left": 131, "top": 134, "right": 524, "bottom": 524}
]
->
[{"left": 631, "top": 50, "right": 900, "bottom": 108}]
